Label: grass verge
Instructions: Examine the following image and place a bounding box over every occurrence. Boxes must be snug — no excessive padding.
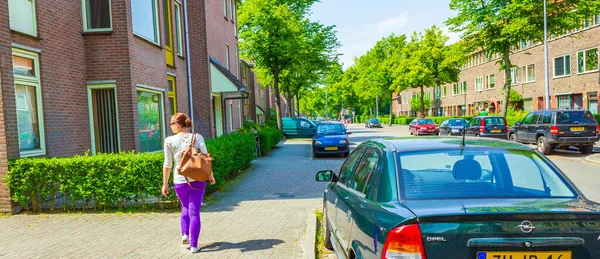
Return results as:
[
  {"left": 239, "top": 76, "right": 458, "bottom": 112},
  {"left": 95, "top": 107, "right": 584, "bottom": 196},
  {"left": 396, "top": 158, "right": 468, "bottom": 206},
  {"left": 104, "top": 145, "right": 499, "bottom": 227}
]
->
[{"left": 315, "top": 209, "right": 325, "bottom": 259}]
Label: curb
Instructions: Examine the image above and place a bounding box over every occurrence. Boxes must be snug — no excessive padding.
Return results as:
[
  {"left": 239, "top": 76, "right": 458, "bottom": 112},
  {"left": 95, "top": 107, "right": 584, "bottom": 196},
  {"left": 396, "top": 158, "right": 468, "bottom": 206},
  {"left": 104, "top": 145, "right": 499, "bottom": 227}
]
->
[{"left": 584, "top": 154, "right": 600, "bottom": 165}]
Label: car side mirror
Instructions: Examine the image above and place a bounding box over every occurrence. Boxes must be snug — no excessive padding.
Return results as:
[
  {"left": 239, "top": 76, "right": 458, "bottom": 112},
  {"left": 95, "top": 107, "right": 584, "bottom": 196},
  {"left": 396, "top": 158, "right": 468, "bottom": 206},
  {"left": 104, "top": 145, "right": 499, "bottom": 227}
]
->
[
  {"left": 346, "top": 131, "right": 352, "bottom": 135},
  {"left": 315, "top": 170, "right": 337, "bottom": 182},
  {"left": 515, "top": 122, "right": 521, "bottom": 126}
]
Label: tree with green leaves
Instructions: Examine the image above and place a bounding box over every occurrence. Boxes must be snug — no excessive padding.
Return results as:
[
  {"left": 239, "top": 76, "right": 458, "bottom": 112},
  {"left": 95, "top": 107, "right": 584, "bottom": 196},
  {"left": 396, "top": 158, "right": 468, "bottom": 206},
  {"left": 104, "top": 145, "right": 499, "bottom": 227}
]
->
[
  {"left": 446, "top": 0, "right": 600, "bottom": 117},
  {"left": 410, "top": 93, "right": 433, "bottom": 113},
  {"left": 238, "top": 0, "right": 316, "bottom": 129},
  {"left": 394, "top": 26, "right": 464, "bottom": 117}
]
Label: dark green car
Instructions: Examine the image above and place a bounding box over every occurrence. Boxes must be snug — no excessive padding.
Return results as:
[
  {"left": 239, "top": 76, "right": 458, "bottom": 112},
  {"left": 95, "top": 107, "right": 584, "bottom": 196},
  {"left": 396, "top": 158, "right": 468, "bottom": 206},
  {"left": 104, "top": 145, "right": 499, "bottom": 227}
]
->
[{"left": 316, "top": 137, "right": 600, "bottom": 259}]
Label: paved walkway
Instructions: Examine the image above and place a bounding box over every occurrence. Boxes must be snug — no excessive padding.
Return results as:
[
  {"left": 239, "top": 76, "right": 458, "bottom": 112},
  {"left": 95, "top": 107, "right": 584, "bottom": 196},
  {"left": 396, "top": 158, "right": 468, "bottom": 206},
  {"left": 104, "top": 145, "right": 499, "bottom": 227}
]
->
[{"left": 0, "top": 140, "right": 345, "bottom": 258}]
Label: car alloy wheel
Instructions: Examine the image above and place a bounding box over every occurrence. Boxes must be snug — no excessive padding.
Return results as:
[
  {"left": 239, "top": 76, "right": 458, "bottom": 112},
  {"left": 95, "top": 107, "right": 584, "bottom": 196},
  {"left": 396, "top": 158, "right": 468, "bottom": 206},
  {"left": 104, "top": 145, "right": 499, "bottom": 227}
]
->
[
  {"left": 510, "top": 133, "right": 517, "bottom": 142},
  {"left": 537, "top": 136, "right": 551, "bottom": 155}
]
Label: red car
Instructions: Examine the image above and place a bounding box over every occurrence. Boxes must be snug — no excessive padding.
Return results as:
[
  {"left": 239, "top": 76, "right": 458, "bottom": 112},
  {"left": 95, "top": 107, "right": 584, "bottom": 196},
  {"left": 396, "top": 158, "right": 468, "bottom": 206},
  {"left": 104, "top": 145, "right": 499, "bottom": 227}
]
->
[{"left": 409, "top": 118, "right": 440, "bottom": 135}]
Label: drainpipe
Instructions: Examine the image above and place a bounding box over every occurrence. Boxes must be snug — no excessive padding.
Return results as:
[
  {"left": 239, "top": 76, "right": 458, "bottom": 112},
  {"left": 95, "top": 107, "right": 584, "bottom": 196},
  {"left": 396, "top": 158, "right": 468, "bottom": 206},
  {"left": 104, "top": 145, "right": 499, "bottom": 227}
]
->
[{"left": 183, "top": 0, "right": 195, "bottom": 132}]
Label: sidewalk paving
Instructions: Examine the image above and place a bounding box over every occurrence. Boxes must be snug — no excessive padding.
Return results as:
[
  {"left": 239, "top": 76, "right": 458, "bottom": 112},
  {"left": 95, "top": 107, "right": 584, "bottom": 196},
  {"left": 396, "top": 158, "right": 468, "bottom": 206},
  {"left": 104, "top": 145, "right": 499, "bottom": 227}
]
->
[{"left": 0, "top": 139, "right": 343, "bottom": 258}]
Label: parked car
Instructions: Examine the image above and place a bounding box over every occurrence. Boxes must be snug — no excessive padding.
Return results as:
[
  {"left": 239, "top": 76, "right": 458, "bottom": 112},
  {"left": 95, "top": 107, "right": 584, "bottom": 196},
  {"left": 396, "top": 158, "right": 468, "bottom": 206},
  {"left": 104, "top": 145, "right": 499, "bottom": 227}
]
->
[
  {"left": 508, "top": 109, "right": 600, "bottom": 154},
  {"left": 312, "top": 122, "right": 351, "bottom": 158},
  {"left": 281, "top": 117, "right": 316, "bottom": 138},
  {"left": 365, "top": 118, "right": 382, "bottom": 128},
  {"left": 315, "top": 137, "right": 600, "bottom": 259},
  {"left": 409, "top": 118, "right": 439, "bottom": 135},
  {"left": 439, "top": 118, "right": 468, "bottom": 136},
  {"left": 464, "top": 116, "right": 508, "bottom": 139}
]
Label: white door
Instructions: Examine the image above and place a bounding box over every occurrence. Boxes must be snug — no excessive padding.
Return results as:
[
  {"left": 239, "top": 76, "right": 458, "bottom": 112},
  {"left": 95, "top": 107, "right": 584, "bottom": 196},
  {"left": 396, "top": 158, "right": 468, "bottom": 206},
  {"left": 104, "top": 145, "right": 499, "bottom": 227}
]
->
[{"left": 213, "top": 94, "right": 223, "bottom": 137}]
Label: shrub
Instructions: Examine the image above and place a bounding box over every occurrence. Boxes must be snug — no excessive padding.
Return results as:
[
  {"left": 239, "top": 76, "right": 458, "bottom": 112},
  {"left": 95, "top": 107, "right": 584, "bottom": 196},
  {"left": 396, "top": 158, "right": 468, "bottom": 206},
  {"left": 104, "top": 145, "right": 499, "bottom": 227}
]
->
[
  {"left": 6, "top": 133, "right": 256, "bottom": 212},
  {"left": 594, "top": 114, "right": 600, "bottom": 123},
  {"left": 257, "top": 127, "right": 281, "bottom": 156}
]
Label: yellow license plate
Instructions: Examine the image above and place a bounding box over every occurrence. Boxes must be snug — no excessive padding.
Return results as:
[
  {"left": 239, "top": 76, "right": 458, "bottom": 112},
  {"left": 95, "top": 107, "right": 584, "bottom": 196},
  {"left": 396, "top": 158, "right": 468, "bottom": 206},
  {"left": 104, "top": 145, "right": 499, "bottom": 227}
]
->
[
  {"left": 571, "top": 127, "right": 584, "bottom": 131},
  {"left": 428, "top": 130, "right": 435, "bottom": 132},
  {"left": 325, "top": 147, "right": 338, "bottom": 151},
  {"left": 477, "top": 251, "right": 571, "bottom": 259},
  {"left": 491, "top": 129, "right": 501, "bottom": 133}
]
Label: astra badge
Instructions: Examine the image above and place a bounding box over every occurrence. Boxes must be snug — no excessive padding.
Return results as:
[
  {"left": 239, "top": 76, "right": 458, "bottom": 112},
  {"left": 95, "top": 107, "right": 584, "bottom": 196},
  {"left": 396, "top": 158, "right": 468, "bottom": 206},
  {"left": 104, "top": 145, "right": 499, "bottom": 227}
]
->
[{"left": 518, "top": 220, "right": 535, "bottom": 233}]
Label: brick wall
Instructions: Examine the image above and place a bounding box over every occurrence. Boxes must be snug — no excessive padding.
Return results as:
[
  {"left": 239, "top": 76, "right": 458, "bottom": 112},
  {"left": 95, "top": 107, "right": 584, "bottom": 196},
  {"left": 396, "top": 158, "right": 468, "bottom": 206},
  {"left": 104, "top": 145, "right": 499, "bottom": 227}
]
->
[{"left": 0, "top": 0, "right": 13, "bottom": 213}]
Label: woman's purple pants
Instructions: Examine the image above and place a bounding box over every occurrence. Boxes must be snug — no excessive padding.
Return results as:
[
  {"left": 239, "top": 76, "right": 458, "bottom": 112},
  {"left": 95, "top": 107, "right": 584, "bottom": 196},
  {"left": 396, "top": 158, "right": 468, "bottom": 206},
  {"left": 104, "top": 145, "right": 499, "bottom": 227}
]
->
[{"left": 174, "top": 181, "right": 206, "bottom": 248}]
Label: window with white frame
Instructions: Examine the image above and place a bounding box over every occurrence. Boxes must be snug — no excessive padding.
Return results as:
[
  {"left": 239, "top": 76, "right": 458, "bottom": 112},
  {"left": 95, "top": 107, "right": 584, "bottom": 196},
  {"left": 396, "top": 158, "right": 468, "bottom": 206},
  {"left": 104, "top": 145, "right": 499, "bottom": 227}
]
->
[
  {"left": 137, "top": 88, "right": 164, "bottom": 152},
  {"left": 225, "top": 43, "right": 230, "bottom": 70},
  {"left": 223, "top": 0, "right": 227, "bottom": 18},
  {"left": 460, "top": 81, "right": 467, "bottom": 94},
  {"left": 174, "top": 1, "right": 183, "bottom": 56},
  {"left": 131, "top": 0, "right": 160, "bottom": 43},
  {"left": 557, "top": 95, "right": 571, "bottom": 110},
  {"left": 230, "top": 0, "right": 234, "bottom": 21},
  {"left": 525, "top": 64, "right": 536, "bottom": 82},
  {"left": 235, "top": 44, "right": 239, "bottom": 77},
  {"left": 486, "top": 74, "right": 495, "bottom": 89},
  {"left": 510, "top": 67, "right": 519, "bottom": 85},
  {"left": 452, "top": 83, "right": 459, "bottom": 96},
  {"left": 442, "top": 86, "right": 447, "bottom": 97},
  {"left": 577, "top": 48, "right": 599, "bottom": 74},
  {"left": 83, "top": 0, "right": 112, "bottom": 31},
  {"left": 8, "top": 0, "right": 37, "bottom": 36},
  {"left": 554, "top": 54, "right": 571, "bottom": 77},
  {"left": 594, "top": 14, "right": 600, "bottom": 26},
  {"left": 13, "top": 48, "right": 46, "bottom": 156},
  {"left": 475, "top": 77, "right": 484, "bottom": 92}
]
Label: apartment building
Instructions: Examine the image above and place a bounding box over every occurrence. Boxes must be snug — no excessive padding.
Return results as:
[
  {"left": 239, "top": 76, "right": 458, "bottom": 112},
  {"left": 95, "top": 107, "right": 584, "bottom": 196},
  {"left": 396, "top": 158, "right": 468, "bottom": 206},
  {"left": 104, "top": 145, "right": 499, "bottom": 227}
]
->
[
  {"left": 0, "top": 0, "right": 252, "bottom": 213},
  {"left": 394, "top": 19, "right": 600, "bottom": 117}
]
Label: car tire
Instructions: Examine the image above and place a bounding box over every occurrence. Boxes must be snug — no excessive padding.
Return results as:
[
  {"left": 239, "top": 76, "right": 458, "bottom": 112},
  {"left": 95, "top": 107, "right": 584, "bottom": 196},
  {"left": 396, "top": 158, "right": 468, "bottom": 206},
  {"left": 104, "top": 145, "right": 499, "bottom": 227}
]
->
[
  {"left": 322, "top": 206, "right": 333, "bottom": 250},
  {"left": 409, "top": 129, "right": 413, "bottom": 135},
  {"left": 509, "top": 133, "right": 517, "bottom": 142},
  {"left": 537, "top": 136, "right": 551, "bottom": 155},
  {"left": 579, "top": 145, "right": 593, "bottom": 154},
  {"left": 313, "top": 153, "right": 320, "bottom": 158},
  {"left": 344, "top": 152, "right": 349, "bottom": 157},
  {"left": 447, "top": 131, "right": 452, "bottom": 136}
]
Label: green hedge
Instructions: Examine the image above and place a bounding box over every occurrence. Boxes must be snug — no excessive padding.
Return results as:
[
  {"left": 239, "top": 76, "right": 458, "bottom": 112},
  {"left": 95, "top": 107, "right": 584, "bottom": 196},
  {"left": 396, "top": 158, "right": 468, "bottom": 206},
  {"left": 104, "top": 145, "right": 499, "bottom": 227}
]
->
[
  {"left": 257, "top": 127, "right": 282, "bottom": 156},
  {"left": 595, "top": 114, "right": 600, "bottom": 123},
  {"left": 6, "top": 133, "right": 257, "bottom": 212}
]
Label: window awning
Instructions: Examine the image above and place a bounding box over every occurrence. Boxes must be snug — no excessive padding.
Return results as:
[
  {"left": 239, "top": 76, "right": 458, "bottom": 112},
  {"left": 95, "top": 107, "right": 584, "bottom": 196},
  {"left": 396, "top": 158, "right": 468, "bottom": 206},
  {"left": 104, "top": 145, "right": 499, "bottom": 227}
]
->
[
  {"left": 210, "top": 57, "right": 248, "bottom": 93},
  {"left": 256, "top": 105, "right": 265, "bottom": 116}
]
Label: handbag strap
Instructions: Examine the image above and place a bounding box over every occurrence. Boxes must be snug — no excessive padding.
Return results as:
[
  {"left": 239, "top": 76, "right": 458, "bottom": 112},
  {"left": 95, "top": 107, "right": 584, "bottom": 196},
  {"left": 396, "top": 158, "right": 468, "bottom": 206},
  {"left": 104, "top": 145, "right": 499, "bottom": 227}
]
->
[{"left": 185, "top": 177, "right": 204, "bottom": 191}]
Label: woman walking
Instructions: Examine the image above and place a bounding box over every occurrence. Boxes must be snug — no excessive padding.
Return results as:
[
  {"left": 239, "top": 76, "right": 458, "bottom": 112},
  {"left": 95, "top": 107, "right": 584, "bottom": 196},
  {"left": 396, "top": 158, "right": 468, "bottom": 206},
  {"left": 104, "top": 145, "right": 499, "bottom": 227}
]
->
[{"left": 162, "top": 113, "right": 216, "bottom": 253}]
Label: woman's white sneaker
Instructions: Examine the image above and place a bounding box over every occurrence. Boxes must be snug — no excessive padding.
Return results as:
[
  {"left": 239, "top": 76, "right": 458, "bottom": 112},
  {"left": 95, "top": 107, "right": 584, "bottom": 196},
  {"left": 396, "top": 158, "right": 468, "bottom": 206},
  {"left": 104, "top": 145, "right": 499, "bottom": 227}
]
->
[
  {"left": 181, "top": 235, "right": 189, "bottom": 245},
  {"left": 190, "top": 247, "right": 200, "bottom": 253}
]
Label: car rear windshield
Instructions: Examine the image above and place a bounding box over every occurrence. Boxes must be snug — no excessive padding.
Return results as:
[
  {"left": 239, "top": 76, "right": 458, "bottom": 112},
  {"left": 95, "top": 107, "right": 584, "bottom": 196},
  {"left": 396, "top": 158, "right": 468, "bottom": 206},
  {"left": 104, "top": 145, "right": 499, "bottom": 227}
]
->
[
  {"left": 448, "top": 119, "right": 467, "bottom": 126},
  {"left": 317, "top": 124, "right": 345, "bottom": 135},
  {"left": 417, "top": 119, "right": 434, "bottom": 124},
  {"left": 371, "top": 119, "right": 380, "bottom": 123},
  {"left": 484, "top": 117, "right": 505, "bottom": 126},
  {"left": 556, "top": 111, "right": 597, "bottom": 124},
  {"left": 396, "top": 149, "right": 576, "bottom": 200}
]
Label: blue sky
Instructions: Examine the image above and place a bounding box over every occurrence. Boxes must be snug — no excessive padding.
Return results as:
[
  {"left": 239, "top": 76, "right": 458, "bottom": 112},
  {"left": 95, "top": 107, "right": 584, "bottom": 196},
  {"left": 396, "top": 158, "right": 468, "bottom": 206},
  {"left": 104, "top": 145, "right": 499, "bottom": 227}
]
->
[{"left": 309, "top": 0, "right": 459, "bottom": 69}]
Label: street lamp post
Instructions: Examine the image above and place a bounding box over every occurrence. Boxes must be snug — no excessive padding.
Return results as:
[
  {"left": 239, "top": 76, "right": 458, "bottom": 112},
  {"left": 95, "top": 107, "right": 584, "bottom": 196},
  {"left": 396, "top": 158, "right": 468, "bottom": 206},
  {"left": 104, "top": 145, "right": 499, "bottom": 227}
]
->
[
  {"left": 325, "top": 87, "right": 329, "bottom": 121},
  {"left": 376, "top": 95, "right": 379, "bottom": 118},
  {"left": 544, "top": 0, "right": 550, "bottom": 109}
]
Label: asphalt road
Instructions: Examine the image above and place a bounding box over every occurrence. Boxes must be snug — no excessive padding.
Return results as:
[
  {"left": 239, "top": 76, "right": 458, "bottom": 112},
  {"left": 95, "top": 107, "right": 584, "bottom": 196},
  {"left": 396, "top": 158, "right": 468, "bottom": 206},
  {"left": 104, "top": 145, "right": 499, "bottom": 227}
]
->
[{"left": 343, "top": 123, "right": 600, "bottom": 203}]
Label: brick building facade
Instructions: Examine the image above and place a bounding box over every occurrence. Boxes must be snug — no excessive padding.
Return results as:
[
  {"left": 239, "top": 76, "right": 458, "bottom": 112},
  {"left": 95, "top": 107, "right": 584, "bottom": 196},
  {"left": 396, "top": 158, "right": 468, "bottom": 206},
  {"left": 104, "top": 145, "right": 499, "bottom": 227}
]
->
[
  {"left": 0, "top": 0, "right": 265, "bottom": 213},
  {"left": 394, "top": 23, "right": 600, "bottom": 118}
]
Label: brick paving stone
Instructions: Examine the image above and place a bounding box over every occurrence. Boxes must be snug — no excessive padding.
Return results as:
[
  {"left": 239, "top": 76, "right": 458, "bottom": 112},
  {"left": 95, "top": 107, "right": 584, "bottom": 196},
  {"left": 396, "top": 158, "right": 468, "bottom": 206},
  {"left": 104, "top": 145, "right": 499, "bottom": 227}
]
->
[{"left": 0, "top": 139, "right": 344, "bottom": 258}]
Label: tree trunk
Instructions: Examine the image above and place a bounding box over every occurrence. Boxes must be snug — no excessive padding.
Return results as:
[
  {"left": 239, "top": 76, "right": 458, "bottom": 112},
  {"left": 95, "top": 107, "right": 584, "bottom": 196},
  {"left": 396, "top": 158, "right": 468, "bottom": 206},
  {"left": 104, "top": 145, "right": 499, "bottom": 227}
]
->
[
  {"left": 287, "top": 97, "right": 293, "bottom": 117},
  {"left": 501, "top": 48, "right": 512, "bottom": 118},
  {"left": 273, "top": 60, "right": 283, "bottom": 130},
  {"left": 420, "top": 86, "right": 425, "bottom": 118},
  {"left": 296, "top": 93, "right": 300, "bottom": 117}
]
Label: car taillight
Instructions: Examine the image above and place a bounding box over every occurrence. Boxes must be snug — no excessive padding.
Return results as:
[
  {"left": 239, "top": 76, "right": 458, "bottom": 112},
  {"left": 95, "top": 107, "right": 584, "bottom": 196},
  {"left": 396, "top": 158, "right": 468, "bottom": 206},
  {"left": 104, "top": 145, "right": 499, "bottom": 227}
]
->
[
  {"left": 382, "top": 224, "right": 426, "bottom": 259},
  {"left": 479, "top": 119, "right": 485, "bottom": 133},
  {"left": 596, "top": 124, "right": 600, "bottom": 134},
  {"left": 550, "top": 126, "right": 559, "bottom": 135}
]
